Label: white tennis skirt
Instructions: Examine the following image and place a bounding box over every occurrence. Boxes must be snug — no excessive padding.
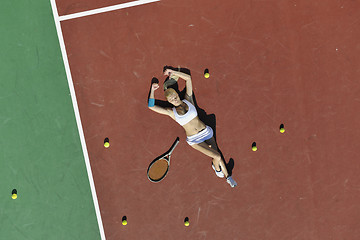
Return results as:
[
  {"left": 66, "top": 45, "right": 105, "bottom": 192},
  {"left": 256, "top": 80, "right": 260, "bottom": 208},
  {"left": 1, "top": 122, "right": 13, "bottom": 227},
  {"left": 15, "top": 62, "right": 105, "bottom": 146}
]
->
[{"left": 186, "top": 126, "right": 213, "bottom": 145}]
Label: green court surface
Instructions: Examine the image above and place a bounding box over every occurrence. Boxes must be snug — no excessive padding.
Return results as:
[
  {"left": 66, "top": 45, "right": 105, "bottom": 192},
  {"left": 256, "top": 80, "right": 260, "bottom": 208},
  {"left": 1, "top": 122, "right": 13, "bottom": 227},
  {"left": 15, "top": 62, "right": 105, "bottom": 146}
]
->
[{"left": 0, "top": 1, "right": 101, "bottom": 239}]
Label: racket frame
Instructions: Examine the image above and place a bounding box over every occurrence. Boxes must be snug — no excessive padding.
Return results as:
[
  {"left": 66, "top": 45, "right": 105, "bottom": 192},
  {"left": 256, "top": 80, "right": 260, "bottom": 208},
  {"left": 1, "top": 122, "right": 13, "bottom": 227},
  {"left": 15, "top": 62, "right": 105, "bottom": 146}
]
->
[{"left": 147, "top": 137, "right": 180, "bottom": 183}]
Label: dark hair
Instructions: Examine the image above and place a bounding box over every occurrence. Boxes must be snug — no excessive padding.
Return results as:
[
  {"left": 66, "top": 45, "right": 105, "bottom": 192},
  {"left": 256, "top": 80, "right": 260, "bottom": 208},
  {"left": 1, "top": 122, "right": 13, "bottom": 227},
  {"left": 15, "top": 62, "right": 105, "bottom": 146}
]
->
[{"left": 163, "top": 77, "right": 178, "bottom": 91}]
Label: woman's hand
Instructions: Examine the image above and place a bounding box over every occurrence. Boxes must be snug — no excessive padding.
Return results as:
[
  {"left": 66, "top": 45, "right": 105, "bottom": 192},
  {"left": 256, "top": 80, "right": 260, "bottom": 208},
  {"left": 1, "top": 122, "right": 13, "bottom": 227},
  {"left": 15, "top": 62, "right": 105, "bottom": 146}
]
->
[{"left": 151, "top": 83, "right": 159, "bottom": 91}]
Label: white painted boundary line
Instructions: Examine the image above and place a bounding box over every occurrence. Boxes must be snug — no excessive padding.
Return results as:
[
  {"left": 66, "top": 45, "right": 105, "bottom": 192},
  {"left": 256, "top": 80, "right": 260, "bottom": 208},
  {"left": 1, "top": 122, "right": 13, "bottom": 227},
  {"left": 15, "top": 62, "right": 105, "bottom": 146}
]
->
[
  {"left": 50, "top": 0, "right": 106, "bottom": 239},
  {"left": 59, "top": 0, "right": 160, "bottom": 21}
]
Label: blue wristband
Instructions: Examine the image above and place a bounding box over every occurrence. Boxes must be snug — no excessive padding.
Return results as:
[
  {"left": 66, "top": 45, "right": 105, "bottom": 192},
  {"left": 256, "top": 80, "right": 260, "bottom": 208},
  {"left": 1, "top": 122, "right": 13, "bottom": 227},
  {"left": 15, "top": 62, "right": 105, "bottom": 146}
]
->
[{"left": 148, "top": 98, "right": 155, "bottom": 107}]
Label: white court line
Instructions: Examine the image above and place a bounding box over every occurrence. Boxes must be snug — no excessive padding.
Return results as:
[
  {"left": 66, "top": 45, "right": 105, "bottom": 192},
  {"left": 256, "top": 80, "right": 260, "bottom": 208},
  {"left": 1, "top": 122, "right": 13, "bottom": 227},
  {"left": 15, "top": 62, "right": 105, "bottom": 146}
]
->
[
  {"left": 50, "top": 0, "right": 106, "bottom": 239},
  {"left": 59, "top": 0, "right": 160, "bottom": 21}
]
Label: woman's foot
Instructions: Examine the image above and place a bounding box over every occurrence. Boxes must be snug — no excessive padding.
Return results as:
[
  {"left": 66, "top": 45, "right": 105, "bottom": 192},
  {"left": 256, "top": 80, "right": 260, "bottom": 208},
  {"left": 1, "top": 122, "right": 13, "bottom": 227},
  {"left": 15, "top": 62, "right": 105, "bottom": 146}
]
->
[
  {"left": 226, "top": 176, "right": 237, "bottom": 188},
  {"left": 212, "top": 164, "right": 225, "bottom": 178}
]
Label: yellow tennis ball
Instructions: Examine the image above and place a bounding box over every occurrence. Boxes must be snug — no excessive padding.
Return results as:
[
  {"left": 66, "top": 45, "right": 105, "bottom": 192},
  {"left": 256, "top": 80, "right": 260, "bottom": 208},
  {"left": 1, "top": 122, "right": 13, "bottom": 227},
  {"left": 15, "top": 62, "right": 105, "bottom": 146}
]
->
[
  {"left": 12, "top": 194, "right": 17, "bottom": 199},
  {"left": 280, "top": 128, "right": 285, "bottom": 133},
  {"left": 184, "top": 221, "right": 189, "bottom": 226},
  {"left": 204, "top": 73, "right": 210, "bottom": 78},
  {"left": 122, "top": 220, "right": 127, "bottom": 226},
  {"left": 252, "top": 146, "right": 257, "bottom": 152},
  {"left": 104, "top": 142, "right": 110, "bottom": 148}
]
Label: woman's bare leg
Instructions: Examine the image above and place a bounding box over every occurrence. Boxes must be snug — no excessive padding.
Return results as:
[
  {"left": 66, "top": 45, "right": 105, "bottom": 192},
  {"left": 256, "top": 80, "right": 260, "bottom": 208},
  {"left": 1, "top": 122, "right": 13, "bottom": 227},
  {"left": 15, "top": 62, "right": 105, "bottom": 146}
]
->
[
  {"left": 191, "top": 142, "right": 230, "bottom": 178},
  {"left": 204, "top": 137, "right": 228, "bottom": 172},
  {"left": 204, "top": 137, "right": 219, "bottom": 151}
]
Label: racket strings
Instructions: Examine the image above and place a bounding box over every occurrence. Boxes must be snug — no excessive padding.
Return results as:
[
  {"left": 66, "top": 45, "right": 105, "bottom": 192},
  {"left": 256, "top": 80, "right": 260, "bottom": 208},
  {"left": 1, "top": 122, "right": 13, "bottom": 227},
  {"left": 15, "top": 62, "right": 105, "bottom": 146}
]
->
[{"left": 148, "top": 159, "right": 169, "bottom": 181}]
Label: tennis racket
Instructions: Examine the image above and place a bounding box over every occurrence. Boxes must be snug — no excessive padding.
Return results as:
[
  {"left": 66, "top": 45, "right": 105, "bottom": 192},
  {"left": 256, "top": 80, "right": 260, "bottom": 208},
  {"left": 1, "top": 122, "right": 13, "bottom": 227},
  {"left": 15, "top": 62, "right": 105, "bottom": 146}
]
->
[{"left": 147, "top": 137, "right": 180, "bottom": 183}]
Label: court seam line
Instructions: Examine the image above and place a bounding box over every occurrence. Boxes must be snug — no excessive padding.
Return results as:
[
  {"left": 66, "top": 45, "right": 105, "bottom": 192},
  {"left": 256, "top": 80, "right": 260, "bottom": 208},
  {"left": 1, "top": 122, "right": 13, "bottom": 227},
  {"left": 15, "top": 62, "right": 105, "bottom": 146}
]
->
[
  {"left": 50, "top": 0, "right": 106, "bottom": 239},
  {"left": 59, "top": 0, "right": 160, "bottom": 21}
]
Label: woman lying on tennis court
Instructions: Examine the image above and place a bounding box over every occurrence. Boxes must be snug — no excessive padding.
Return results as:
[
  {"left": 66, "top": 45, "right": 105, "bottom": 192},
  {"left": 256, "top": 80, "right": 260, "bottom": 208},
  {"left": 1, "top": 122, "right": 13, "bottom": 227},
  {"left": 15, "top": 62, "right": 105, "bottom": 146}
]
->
[{"left": 148, "top": 68, "right": 237, "bottom": 188}]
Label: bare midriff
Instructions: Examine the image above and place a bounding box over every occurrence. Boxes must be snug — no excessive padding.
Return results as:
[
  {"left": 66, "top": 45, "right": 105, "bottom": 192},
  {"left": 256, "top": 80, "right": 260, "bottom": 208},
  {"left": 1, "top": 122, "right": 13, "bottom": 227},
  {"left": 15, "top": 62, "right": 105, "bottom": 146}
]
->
[{"left": 182, "top": 117, "right": 206, "bottom": 136}]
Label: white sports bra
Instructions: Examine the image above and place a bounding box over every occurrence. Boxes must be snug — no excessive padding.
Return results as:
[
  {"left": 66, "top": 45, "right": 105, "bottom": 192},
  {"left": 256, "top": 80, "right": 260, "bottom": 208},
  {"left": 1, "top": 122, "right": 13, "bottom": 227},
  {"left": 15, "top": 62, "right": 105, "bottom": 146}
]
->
[{"left": 173, "top": 99, "right": 198, "bottom": 126}]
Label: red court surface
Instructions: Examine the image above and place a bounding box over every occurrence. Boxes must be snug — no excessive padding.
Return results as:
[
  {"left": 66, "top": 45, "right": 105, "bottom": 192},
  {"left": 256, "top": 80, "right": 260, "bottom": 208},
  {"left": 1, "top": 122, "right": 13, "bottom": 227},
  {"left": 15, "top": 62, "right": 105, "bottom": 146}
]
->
[{"left": 57, "top": 0, "right": 360, "bottom": 239}]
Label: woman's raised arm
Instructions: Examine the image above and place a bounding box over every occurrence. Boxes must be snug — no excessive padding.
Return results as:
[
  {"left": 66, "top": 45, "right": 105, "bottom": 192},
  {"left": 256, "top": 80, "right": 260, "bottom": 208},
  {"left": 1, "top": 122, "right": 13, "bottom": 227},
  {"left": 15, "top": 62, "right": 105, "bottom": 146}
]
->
[
  {"left": 148, "top": 83, "right": 173, "bottom": 116},
  {"left": 164, "top": 69, "right": 193, "bottom": 98}
]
